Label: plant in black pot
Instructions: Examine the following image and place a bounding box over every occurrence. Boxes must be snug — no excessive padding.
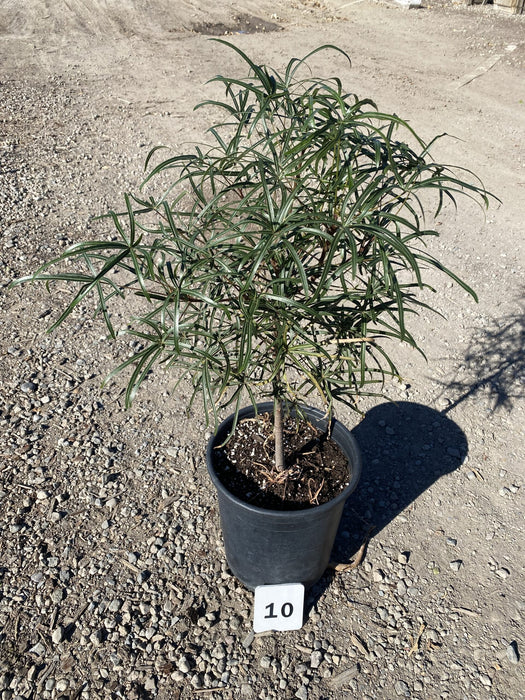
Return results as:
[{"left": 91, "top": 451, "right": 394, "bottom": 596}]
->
[{"left": 12, "top": 42, "right": 491, "bottom": 590}]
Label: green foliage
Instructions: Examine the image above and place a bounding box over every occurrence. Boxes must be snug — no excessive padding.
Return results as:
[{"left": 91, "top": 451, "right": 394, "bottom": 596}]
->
[{"left": 13, "top": 41, "right": 491, "bottom": 430}]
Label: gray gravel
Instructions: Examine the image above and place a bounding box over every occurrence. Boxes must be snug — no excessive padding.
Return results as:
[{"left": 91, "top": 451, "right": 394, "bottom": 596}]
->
[{"left": 1, "top": 2, "right": 525, "bottom": 699}]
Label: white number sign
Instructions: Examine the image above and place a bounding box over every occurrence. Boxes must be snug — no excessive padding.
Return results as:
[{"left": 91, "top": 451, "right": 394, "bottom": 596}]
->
[{"left": 253, "top": 583, "right": 305, "bottom": 633}]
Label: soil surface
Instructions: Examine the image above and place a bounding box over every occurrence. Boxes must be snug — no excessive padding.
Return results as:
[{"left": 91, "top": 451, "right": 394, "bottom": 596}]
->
[
  {"left": 214, "top": 413, "right": 351, "bottom": 510},
  {"left": 0, "top": 1, "right": 524, "bottom": 699}
]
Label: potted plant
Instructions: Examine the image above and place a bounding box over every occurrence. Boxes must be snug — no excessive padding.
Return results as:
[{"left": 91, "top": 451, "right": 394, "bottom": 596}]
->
[{"left": 12, "top": 41, "right": 491, "bottom": 590}]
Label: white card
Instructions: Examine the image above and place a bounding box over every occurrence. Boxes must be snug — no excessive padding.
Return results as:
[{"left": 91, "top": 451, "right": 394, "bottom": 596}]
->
[{"left": 253, "top": 583, "right": 305, "bottom": 633}]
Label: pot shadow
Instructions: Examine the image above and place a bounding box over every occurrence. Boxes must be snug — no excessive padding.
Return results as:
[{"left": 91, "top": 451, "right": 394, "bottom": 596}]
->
[{"left": 306, "top": 400, "right": 468, "bottom": 611}]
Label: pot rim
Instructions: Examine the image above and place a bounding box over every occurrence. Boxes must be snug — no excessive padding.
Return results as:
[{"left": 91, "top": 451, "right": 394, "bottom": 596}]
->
[{"left": 206, "top": 402, "right": 362, "bottom": 517}]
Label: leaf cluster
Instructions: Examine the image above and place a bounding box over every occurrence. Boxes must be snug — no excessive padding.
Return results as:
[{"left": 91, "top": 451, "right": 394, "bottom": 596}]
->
[{"left": 13, "top": 41, "right": 492, "bottom": 428}]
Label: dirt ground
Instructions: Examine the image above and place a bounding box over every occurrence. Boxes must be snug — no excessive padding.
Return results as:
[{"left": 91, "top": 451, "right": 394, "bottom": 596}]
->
[{"left": 0, "top": 1, "right": 524, "bottom": 699}]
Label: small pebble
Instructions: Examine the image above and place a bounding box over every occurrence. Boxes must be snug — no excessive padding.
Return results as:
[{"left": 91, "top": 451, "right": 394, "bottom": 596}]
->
[
  {"left": 137, "top": 570, "right": 149, "bottom": 584},
  {"left": 177, "top": 655, "right": 192, "bottom": 673},
  {"left": 310, "top": 650, "right": 323, "bottom": 669},
  {"left": 29, "top": 642, "right": 46, "bottom": 656},
  {"left": 295, "top": 686, "right": 308, "bottom": 700},
  {"left": 394, "top": 679, "right": 410, "bottom": 696},
  {"left": 50, "top": 587, "right": 63, "bottom": 604},
  {"left": 506, "top": 642, "right": 519, "bottom": 664},
  {"left": 260, "top": 655, "right": 272, "bottom": 669},
  {"left": 144, "top": 677, "right": 156, "bottom": 692},
  {"left": 377, "top": 607, "right": 388, "bottom": 621},
  {"left": 52, "top": 626, "right": 64, "bottom": 644},
  {"left": 479, "top": 673, "right": 492, "bottom": 687},
  {"left": 243, "top": 630, "right": 255, "bottom": 649},
  {"left": 190, "top": 673, "right": 204, "bottom": 689},
  {"left": 373, "top": 569, "right": 385, "bottom": 583},
  {"left": 496, "top": 568, "right": 510, "bottom": 580},
  {"left": 90, "top": 629, "right": 104, "bottom": 646},
  {"left": 450, "top": 560, "right": 463, "bottom": 572},
  {"left": 108, "top": 598, "right": 123, "bottom": 612},
  {"left": 20, "top": 381, "right": 37, "bottom": 393}
]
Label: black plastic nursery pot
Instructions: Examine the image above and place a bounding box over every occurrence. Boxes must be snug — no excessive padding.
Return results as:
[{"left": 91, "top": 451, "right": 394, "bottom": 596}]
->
[{"left": 206, "top": 403, "right": 362, "bottom": 590}]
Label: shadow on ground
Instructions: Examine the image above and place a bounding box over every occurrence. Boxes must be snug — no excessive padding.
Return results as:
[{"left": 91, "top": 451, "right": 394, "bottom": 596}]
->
[
  {"left": 440, "top": 306, "right": 525, "bottom": 414},
  {"left": 308, "top": 401, "right": 468, "bottom": 607}
]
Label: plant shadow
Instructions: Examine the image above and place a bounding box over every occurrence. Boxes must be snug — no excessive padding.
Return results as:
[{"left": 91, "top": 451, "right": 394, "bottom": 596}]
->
[
  {"left": 439, "top": 307, "right": 525, "bottom": 414},
  {"left": 306, "top": 401, "right": 468, "bottom": 610}
]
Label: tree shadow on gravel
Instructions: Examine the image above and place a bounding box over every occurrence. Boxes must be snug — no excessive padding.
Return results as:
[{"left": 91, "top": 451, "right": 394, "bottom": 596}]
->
[
  {"left": 307, "top": 401, "right": 468, "bottom": 609},
  {"left": 439, "top": 307, "right": 525, "bottom": 414}
]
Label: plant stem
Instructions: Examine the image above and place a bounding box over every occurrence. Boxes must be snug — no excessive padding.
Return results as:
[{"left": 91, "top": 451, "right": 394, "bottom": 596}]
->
[{"left": 273, "top": 396, "right": 285, "bottom": 472}]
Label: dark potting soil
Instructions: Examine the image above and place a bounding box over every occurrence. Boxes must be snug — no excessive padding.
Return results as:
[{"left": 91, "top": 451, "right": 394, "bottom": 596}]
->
[{"left": 213, "top": 412, "right": 350, "bottom": 510}]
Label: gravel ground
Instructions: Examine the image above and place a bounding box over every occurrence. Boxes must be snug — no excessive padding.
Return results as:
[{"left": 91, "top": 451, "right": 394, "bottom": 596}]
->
[{"left": 1, "top": 1, "right": 524, "bottom": 699}]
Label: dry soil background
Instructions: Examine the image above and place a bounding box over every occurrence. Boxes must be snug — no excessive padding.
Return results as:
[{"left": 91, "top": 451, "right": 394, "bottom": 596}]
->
[{"left": 0, "top": 1, "right": 524, "bottom": 699}]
